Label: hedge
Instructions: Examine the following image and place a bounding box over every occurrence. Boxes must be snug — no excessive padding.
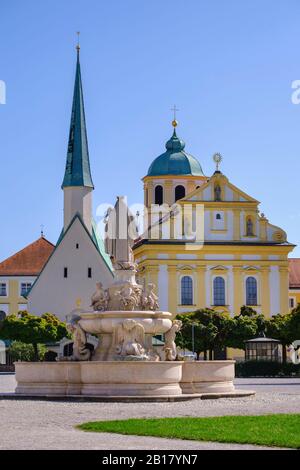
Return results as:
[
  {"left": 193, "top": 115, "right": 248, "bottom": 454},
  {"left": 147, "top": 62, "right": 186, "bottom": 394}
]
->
[{"left": 235, "top": 360, "right": 300, "bottom": 377}]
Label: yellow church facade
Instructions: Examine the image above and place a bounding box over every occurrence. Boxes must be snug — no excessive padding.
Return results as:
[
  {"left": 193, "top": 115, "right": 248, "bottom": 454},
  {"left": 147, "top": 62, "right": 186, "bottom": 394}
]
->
[{"left": 133, "top": 124, "right": 295, "bottom": 324}]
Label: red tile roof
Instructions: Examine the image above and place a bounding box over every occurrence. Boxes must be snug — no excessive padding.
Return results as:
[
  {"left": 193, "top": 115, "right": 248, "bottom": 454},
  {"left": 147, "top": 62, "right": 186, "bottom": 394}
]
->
[
  {"left": 0, "top": 237, "right": 55, "bottom": 276},
  {"left": 289, "top": 258, "right": 300, "bottom": 289}
]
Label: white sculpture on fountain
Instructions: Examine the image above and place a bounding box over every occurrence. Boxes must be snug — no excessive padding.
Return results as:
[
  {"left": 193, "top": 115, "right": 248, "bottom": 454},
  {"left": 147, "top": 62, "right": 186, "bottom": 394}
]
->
[{"left": 113, "top": 319, "right": 147, "bottom": 359}]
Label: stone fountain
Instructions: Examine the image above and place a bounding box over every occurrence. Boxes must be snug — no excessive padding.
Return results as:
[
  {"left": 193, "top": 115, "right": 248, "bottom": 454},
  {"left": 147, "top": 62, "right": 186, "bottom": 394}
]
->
[{"left": 14, "top": 198, "right": 253, "bottom": 399}]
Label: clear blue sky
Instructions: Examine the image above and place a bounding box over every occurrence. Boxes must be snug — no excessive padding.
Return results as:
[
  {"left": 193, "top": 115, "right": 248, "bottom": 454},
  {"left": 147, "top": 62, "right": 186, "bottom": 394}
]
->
[{"left": 1, "top": 0, "right": 300, "bottom": 259}]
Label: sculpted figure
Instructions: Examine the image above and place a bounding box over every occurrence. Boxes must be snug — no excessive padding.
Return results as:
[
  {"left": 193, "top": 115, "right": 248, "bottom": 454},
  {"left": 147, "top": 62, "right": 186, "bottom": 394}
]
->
[
  {"left": 214, "top": 184, "right": 221, "bottom": 201},
  {"left": 164, "top": 320, "right": 182, "bottom": 361},
  {"left": 142, "top": 283, "right": 159, "bottom": 311},
  {"left": 67, "top": 318, "right": 91, "bottom": 361},
  {"left": 114, "top": 319, "right": 145, "bottom": 357},
  {"left": 117, "top": 283, "right": 140, "bottom": 311},
  {"left": 90, "top": 282, "right": 109, "bottom": 311}
]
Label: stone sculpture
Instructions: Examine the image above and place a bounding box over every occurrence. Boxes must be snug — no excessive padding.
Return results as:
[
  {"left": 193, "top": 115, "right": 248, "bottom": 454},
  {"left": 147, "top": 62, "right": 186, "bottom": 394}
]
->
[
  {"left": 164, "top": 320, "right": 182, "bottom": 361},
  {"left": 142, "top": 283, "right": 159, "bottom": 311},
  {"left": 114, "top": 319, "right": 146, "bottom": 358},
  {"left": 67, "top": 317, "right": 91, "bottom": 361},
  {"left": 90, "top": 282, "right": 110, "bottom": 311}
]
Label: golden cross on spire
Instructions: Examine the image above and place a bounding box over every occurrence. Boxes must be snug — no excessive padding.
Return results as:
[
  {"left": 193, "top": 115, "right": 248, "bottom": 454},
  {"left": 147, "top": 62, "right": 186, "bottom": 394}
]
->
[
  {"left": 171, "top": 104, "right": 179, "bottom": 127},
  {"left": 76, "top": 31, "right": 80, "bottom": 53}
]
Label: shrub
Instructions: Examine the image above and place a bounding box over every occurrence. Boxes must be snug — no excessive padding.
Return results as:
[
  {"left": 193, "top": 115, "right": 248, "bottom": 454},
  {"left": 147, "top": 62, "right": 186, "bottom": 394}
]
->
[
  {"left": 235, "top": 360, "right": 300, "bottom": 377},
  {"left": 8, "top": 341, "right": 47, "bottom": 362}
]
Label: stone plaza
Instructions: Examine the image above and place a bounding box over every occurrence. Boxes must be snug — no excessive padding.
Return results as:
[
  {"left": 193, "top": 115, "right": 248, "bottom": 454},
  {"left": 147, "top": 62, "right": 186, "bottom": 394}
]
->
[{"left": 1, "top": 374, "right": 300, "bottom": 450}]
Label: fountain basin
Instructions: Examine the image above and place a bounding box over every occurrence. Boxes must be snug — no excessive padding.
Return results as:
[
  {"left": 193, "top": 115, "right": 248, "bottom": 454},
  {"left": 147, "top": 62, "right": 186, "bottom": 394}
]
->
[
  {"left": 180, "top": 361, "right": 235, "bottom": 394},
  {"left": 14, "top": 360, "right": 245, "bottom": 398}
]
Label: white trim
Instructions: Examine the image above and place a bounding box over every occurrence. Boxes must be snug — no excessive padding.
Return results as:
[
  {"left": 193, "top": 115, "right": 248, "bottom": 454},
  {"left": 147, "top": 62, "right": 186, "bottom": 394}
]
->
[{"left": 0, "top": 281, "right": 8, "bottom": 298}]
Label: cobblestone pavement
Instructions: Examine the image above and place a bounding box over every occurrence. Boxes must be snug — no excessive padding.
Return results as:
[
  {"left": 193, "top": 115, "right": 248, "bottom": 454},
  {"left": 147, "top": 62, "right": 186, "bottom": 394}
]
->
[{"left": 0, "top": 374, "right": 299, "bottom": 450}]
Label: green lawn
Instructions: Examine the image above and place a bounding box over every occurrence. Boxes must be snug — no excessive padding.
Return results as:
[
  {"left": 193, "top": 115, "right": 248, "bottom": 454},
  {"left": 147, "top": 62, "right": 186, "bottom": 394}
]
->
[{"left": 78, "top": 414, "right": 300, "bottom": 448}]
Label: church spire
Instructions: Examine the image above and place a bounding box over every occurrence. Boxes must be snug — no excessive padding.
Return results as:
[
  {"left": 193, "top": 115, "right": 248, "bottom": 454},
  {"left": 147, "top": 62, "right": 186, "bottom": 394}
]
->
[{"left": 62, "top": 42, "right": 94, "bottom": 189}]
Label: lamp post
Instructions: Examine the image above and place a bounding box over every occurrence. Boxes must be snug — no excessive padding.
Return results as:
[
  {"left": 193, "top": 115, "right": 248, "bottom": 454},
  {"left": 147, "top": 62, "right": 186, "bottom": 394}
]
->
[{"left": 192, "top": 323, "right": 196, "bottom": 357}]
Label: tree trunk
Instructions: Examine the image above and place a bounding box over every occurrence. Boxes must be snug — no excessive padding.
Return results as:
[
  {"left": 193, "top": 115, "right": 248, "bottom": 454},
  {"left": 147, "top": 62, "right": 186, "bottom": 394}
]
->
[
  {"left": 209, "top": 349, "right": 213, "bottom": 360},
  {"left": 33, "top": 343, "right": 39, "bottom": 362},
  {"left": 282, "top": 345, "right": 287, "bottom": 364},
  {"left": 204, "top": 350, "right": 207, "bottom": 361}
]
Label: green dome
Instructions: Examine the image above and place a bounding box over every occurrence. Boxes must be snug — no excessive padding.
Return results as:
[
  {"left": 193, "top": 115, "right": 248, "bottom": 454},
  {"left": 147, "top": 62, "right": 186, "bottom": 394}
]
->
[{"left": 147, "top": 129, "right": 204, "bottom": 177}]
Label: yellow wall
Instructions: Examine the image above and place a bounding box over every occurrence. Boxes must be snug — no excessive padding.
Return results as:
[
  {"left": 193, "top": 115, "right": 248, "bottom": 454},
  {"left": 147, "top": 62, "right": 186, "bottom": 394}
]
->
[{"left": 0, "top": 279, "right": 30, "bottom": 315}]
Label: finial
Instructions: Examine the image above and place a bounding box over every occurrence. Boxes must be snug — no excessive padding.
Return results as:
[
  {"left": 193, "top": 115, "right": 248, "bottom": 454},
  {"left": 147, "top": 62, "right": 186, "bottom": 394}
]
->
[
  {"left": 40, "top": 224, "right": 44, "bottom": 238},
  {"left": 213, "top": 152, "right": 223, "bottom": 172},
  {"left": 171, "top": 104, "right": 179, "bottom": 127},
  {"left": 76, "top": 31, "right": 80, "bottom": 54}
]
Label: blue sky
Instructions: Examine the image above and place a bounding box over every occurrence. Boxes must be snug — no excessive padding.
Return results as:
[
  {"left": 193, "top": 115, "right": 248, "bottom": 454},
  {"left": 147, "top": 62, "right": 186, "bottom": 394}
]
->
[{"left": 0, "top": 0, "right": 300, "bottom": 259}]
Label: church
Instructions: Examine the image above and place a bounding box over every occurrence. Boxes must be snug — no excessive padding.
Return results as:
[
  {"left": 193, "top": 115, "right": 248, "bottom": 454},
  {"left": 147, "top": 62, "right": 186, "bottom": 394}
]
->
[{"left": 134, "top": 122, "right": 296, "bottom": 319}]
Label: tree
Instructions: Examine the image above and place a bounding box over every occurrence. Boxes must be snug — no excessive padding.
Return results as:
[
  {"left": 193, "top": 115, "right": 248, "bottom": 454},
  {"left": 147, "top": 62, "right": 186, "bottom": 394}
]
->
[
  {"left": 8, "top": 341, "right": 47, "bottom": 362},
  {"left": 0, "top": 311, "right": 69, "bottom": 361},
  {"left": 226, "top": 306, "right": 266, "bottom": 350},
  {"left": 176, "top": 309, "right": 232, "bottom": 359},
  {"left": 265, "top": 306, "right": 300, "bottom": 363}
]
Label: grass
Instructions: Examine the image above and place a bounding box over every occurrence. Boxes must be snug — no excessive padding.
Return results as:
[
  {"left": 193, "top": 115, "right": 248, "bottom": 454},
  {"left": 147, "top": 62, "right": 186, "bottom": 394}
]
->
[{"left": 78, "top": 414, "right": 300, "bottom": 449}]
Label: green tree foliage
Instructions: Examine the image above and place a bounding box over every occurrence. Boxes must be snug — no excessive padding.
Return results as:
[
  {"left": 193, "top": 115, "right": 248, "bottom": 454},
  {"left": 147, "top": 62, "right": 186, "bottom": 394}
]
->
[
  {"left": 8, "top": 341, "right": 47, "bottom": 362},
  {"left": 265, "top": 306, "right": 300, "bottom": 363},
  {"left": 176, "top": 306, "right": 267, "bottom": 358},
  {"left": 176, "top": 309, "right": 232, "bottom": 359},
  {"left": 227, "top": 306, "right": 266, "bottom": 350},
  {"left": 0, "top": 311, "right": 69, "bottom": 361}
]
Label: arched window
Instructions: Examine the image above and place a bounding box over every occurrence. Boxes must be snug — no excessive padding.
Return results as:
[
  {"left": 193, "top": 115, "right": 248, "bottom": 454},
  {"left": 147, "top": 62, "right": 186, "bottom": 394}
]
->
[
  {"left": 175, "top": 185, "right": 186, "bottom": 201},
  {"left": 246, "top": 277, "right": 257, "bottom": 306},
  {"left": 181, "top": 276, "right": 193, "bottom": 305},
  {"left": 213, "top": 277, "right": 225, "bottom": 306},
  {"left": 155, "top": 185, "right": 163, "bottom": 205},
  {"left": 216, "top": 213, "right": 221, "bottom": 220},
  {"left": 246, "top": 217, "right": 254, "bottom": 236}
]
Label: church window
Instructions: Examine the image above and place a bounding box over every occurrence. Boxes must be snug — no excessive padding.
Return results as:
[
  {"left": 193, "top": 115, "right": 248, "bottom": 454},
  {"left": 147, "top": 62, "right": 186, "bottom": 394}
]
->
[
  {"left": 246, "top": 217, "right": 254, "bottom": 236},
  {"left": 155, "top": 185, "right": 163, "bottom": 205},
  {"left": 0, "top": 283, "right": 7, "bottom": 296},
  {"left": 216, "top": 213, "right": 221, "bottom": 220},
  {"left": 213, "top": 277, "right": 225, "bottom": 306},
  {"left": 214, "top": 184, "right": 222, "bottom": 201},
  {"left": 88, "top": 267, "right": 92, "bottom": 278},
  {"left": 246, "top": 277, "right": 258, "bottom": 305},
  {"left": 64, "top": 267, "right": 68, "bottom": 278},
  {"left": 175, "top": 185, "right": 186, "bottom": 201},
  {"left": 20, "top": 283, "right": 32, "bottom": 297},
  {"left": 181, "top": 276, "right": 193, "bottom": 305},
  {"left": 76, "top": 243, "right": 79, "bottom": 249}
]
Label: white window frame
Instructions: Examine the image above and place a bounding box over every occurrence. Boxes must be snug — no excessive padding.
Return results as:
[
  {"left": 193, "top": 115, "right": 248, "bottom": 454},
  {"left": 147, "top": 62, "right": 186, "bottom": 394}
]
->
[
  {"left": 20, "top": 282, "right": 33, "bottom": 297},
  {"left": 211, "top": 274, "right": 227, "bottom": 306},
  {"left": 244, "top": 275, "right": 260, "bottom": 306},
  {"left": 179, "top": 274, "right": 194, "bottom": 306},
  {"left": 0, "top": 282, "right": 8, "bottom": 298}
]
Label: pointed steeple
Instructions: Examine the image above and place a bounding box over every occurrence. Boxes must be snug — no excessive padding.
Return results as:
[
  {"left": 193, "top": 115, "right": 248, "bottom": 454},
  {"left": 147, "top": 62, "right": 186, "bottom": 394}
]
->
[{"left": 62, "top": 46, "right": 94, "bottom": 189}]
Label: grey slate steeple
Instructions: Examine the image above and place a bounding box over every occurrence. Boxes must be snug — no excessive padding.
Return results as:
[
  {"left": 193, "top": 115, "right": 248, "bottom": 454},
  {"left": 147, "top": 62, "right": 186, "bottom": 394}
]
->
[{"left": 62, "top": 47, "right": 94, "bottom": 189}]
